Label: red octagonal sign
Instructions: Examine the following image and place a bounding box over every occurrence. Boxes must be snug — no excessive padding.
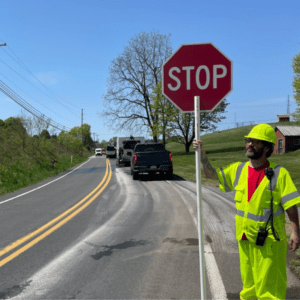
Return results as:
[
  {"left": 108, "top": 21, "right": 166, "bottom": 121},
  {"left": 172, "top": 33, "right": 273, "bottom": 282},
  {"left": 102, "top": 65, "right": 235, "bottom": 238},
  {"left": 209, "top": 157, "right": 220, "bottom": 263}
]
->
[{"left": 162, "top": 43, "right": 232, "bottom": 112}]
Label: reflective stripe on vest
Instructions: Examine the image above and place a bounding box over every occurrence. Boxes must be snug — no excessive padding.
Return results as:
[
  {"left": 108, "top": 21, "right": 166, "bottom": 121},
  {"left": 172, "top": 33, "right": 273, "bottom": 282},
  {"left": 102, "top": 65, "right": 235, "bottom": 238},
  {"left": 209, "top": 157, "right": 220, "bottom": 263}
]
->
[
  {"left": 233, "top": 162, "right": 246, "bottom": 189},
  {"left": 220, "top": 167, "right": 231, "bottom": 192},
  {"left": 237, "top": 209, "right": 244, "bottom": 217},
  {"left": 247, "top": 206, "right": 284, "bottom": 222},
  {"left": 234, "top": 162, "right": 282, "bottom": 189},
  {"left": 234, "top": 162, "right": 284, "bottom": 222},
  {"left": 236, "top": 207, "right": 284, "bottom": 221},
  {"left": 281, "top": 190, "right": 300, "bottom": 205},
  {"left": 220, "top": 162, "right": 246, "bottom": 192},
  {"left": 268, "top": 165, "right": 282, "bottom": 191}
]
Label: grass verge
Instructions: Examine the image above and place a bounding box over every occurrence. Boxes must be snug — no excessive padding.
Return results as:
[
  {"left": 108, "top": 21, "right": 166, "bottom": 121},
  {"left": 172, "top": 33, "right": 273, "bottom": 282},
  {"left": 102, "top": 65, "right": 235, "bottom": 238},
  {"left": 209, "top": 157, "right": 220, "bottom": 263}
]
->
[{"left": 0, "top": 153, "right": 91, "bottom": 197}]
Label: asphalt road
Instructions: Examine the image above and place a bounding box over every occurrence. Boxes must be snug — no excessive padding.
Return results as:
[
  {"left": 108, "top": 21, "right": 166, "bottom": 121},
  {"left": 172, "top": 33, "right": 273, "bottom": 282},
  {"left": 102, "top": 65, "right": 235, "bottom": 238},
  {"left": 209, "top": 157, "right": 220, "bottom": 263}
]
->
[{"left": 0, "top": 155, "right": 299, "bottom": 299}]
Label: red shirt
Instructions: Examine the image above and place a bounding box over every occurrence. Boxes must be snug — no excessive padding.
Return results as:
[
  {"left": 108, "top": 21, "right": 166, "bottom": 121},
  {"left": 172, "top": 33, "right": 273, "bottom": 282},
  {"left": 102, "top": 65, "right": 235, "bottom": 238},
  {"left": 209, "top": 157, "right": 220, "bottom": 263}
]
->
[{"left": 241, "top": 160, "right": 270, "bottom": 240}]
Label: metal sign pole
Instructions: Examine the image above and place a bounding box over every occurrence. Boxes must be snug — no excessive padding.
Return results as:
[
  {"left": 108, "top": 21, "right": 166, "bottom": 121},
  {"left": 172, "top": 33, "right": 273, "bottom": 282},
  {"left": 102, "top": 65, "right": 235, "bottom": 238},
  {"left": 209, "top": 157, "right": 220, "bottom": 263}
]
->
[{"left": 194, "top": 96, "right": 206, "bottom": 299}]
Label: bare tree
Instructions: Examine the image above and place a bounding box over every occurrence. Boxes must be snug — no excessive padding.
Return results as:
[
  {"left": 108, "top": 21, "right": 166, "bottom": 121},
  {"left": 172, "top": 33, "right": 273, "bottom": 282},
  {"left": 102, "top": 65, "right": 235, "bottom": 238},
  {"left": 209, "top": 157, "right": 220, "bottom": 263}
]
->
[
  {"left": 19, "top": 110, "right": 58, "bottom": 148},
  {"left": 19, "top": 110, "right": 34, "bottom": 137},
  {"left": 34, "top": 114, "right": 51, "bottom": 136},
  {"left": 30, "top": 115, "right": 51, "bottom": 154},
  {"left": 102, "top": 31, "right": 172, "bottom": 142}
]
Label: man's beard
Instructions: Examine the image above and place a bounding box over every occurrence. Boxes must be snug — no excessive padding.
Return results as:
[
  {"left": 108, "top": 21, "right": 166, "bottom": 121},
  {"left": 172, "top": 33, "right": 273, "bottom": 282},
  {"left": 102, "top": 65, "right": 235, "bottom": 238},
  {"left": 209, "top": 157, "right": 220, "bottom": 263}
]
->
[{"left": 246, "top": 147, "right": 265, "bottom": 160}]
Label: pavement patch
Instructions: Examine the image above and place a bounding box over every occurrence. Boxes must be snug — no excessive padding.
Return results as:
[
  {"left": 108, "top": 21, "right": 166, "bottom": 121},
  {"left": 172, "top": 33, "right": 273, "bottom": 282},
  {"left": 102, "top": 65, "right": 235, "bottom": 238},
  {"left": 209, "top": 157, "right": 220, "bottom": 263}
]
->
[
  {"left": 91, "top": 239, "right": 149, "bottom": 261},
  {"left": 163, "top": 237, "right": 198, "bottom": 246},
  {"left": 0, "top": 281, "right": 31, "bottom": 299},
  {"left": 70, "top": 167, "right": 107, "bottom": 175}
]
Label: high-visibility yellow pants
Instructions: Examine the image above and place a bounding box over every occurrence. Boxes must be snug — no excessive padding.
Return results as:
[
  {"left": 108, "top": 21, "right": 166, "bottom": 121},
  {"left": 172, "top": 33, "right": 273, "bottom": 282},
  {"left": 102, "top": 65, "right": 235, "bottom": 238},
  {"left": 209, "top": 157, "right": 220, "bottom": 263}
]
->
[{"left": 238, "top": 238, "right": 287, "bottom": 300}]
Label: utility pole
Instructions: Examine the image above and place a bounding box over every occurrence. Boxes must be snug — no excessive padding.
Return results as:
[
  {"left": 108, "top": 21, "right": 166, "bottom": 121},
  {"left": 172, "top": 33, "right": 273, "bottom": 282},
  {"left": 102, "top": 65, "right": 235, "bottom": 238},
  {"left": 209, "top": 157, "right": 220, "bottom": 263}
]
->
[
  {"left": 0, "top": 43, "right": 7, "bottom": 47},
  {"left": 81, "top": 109, "right": 83, "bottom": 143}
]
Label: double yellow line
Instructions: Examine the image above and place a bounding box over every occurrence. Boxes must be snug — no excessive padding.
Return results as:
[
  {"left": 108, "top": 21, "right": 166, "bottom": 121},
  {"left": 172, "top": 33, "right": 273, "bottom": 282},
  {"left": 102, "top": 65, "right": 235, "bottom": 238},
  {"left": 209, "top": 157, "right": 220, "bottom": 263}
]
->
[{"left": 0, "top": 159, "right": 112, "bottom": 268}]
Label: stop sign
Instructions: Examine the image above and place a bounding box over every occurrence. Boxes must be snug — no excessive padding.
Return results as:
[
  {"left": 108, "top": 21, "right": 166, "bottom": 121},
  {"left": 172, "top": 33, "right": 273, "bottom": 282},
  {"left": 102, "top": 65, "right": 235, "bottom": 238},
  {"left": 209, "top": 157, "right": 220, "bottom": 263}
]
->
[{"left": 162, "top": 43, "right": 232, "bottom": 112}]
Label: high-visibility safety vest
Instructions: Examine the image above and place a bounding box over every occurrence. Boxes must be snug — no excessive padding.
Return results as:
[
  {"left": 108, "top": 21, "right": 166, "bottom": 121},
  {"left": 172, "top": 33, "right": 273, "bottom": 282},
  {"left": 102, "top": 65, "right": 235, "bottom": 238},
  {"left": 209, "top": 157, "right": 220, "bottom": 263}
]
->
[{"left": 216, "top": 160, "right": 300, "bottom": 243}]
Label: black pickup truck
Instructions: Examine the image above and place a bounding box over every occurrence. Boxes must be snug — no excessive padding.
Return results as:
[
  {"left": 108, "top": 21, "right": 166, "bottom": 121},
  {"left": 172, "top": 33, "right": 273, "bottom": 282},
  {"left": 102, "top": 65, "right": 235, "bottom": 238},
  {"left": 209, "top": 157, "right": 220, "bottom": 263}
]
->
[{"left": 130, "top": 143, "right": 173, "bottom": 180}]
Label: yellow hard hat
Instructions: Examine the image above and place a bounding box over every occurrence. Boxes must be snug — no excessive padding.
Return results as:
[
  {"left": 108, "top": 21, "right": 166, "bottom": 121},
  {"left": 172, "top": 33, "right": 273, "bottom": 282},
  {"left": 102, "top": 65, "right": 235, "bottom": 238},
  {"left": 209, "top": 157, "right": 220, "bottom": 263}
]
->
[{"left": 245, "top": 124, "right": 276, "bottom": 145}]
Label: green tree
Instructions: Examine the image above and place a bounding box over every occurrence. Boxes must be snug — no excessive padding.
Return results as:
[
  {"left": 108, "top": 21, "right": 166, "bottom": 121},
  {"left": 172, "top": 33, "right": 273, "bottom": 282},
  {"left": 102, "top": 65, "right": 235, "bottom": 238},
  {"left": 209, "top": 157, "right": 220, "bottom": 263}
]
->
[
  {"left": 99, "top": 139, "right": 109, "bottom": 148},
  {"left": 169, "top": 99, "right": 230, "bottom": 153},
  {"left": 108, "top": 136, "right": 117, "bottom": 146},
  {"left": 150, "top": 81, "right": 179, "bottom": 146},
  {"left": 292, "top": 51, "right": 300, "bottom": 122},
  {"left": 57, "top": 131, "right": 71, "bottom": 152},
  {"left": 4, "top": 117, "right": 27, "bottom": 150},
  {"left": 69, "top": 136, "right": 84, "bottom": 154},
  {"left": 68, "top": 124, "right": 93, "bottom": 147},
  {"left": 4, "top": 117, "right": 24, "bottom": 129},
  {"left": 40, "top": 129, "right": 51, "bottom": 139}
]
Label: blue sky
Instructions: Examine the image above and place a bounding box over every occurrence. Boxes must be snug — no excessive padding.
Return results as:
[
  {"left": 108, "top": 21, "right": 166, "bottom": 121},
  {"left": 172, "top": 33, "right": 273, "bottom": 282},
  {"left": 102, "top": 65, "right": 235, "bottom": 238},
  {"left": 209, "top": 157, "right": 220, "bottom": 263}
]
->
[{"left": 0, "top": 0, "right": 299, "bottom": 142}]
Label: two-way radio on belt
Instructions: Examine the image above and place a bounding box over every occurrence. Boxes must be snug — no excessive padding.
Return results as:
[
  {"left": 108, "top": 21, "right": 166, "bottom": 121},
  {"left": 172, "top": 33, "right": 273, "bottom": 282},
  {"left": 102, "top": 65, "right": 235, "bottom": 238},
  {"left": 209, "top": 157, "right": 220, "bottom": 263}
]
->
[{"left": 256, "top": 167, "right": 280, "bottom": 246}]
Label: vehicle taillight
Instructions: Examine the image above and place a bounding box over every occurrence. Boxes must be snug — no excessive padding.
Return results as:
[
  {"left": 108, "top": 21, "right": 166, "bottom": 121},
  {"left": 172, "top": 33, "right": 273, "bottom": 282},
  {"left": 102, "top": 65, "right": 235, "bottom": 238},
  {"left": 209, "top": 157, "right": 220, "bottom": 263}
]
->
[
  {"left": 169, "top": 152, "right": 172, "bottom": 162},
  {"left": 133, "top": 154, "right": 137, "bottom": 163}
]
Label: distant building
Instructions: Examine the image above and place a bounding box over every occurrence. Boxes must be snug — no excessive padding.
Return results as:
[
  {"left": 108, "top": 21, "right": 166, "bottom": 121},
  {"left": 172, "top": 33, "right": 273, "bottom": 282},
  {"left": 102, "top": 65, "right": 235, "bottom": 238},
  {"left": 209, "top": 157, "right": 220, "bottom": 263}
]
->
[
  {"left": 277, "top": 114, "right": 290, "bottom": 122},
  {"left": 273, "top": 126, "right": 300, "bottom": 154}
]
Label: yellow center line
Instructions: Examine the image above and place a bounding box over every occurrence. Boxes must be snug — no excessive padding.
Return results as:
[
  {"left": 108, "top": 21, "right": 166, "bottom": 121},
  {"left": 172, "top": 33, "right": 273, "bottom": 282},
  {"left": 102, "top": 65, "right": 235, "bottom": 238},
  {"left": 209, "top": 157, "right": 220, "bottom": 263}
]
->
[
  {"left": 0, "top": 159, "right": 112, "bottom": 268},
  {"left": 0, "top": 159, "right": 110, "bottom": 260}
]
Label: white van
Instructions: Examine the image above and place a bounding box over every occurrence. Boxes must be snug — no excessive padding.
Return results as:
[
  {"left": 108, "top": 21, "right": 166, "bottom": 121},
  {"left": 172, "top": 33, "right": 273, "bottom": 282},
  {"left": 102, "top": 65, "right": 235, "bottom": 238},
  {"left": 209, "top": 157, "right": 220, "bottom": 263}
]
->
[{"left": 95, "top": 148, "right": 102, "bottom": 156}]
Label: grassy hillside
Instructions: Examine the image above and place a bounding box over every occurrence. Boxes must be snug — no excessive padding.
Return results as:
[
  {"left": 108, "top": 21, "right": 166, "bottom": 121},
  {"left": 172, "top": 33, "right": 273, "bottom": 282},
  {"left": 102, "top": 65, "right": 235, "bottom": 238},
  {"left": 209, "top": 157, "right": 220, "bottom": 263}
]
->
[
  {"left": 166, "top": 121, "right": 300, "bottom": 190},
  {"left": 0, "top": 124, "right": 91, "bottom": 197}
]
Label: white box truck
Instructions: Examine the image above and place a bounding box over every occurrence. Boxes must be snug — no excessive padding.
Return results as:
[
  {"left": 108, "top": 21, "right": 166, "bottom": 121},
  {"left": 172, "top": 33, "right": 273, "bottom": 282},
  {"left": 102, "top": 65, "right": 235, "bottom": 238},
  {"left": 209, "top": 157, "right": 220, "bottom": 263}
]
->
[
  {"left": 105, "top": 145, "right": 116, "bottom": 158},
  {"left": 116, "top": 136, "right": 145, "bottom": 166}
]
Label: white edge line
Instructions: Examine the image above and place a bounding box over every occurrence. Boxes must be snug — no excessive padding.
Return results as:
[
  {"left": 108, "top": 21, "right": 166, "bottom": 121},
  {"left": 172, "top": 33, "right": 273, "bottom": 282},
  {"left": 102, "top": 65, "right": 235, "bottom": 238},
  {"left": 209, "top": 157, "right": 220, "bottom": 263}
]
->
[
  {"left": 0, "top": 156, "right": 95, "bottom": 206},
  {"left": 167, "top": 181, "right": 228, "bottom": 300}
]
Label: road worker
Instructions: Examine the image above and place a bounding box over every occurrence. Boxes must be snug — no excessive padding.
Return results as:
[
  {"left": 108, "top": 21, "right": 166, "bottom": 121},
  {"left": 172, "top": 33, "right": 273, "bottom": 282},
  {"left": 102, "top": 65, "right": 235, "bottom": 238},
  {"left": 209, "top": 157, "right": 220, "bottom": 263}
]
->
[{"left": 193, "top": 123, "right": 300, "bottom": 300}]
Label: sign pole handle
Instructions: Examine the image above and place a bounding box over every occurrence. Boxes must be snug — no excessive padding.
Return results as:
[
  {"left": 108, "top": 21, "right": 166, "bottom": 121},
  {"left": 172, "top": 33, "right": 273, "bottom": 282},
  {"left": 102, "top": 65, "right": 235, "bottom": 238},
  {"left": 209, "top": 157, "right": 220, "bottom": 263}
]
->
[{"left": 195, "top": 96, "right": 206, "bottom": 299}]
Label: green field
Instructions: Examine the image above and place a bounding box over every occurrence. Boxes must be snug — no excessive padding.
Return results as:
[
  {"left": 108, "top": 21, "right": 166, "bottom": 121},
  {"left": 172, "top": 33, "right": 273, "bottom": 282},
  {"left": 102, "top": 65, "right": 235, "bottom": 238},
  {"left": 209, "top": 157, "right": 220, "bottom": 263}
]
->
[{"left": 166, "top": 122, "right": 300, "bottom": 191}]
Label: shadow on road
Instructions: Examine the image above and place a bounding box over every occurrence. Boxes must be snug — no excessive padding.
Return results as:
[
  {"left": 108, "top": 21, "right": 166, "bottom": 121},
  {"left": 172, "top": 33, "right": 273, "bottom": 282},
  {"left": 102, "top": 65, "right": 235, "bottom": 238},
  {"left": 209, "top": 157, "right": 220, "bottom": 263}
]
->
[{"left": 116, "top": 165, "right": 186, "bottom": 182}]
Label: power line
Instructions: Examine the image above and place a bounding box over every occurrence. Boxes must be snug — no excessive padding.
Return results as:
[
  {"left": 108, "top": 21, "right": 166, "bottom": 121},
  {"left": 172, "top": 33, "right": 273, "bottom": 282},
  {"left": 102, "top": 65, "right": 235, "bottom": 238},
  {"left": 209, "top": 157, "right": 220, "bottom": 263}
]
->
[
  {"left": 0, "top": 57, "right": 79, "bottom": 117},
  {"left": 0, "top": 46, "right": 79, "bottom": 117},
  {"left": 0, "top": 41, "right": 85, "bottom": 111},
  {"left": 0, "top": 72, "right": 77, "bottom": 125},
  {"left": 0, "top": 79, "right": 71, "bottom": 131},
  {"left": 1, "top": 46, "right": 37, "bottom": 81}
]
